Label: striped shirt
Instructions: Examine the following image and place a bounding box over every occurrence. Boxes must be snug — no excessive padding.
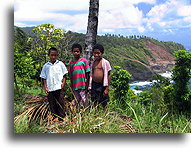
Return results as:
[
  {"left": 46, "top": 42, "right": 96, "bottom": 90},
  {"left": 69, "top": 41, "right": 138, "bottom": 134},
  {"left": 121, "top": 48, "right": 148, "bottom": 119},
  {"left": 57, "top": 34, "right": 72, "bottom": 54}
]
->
[{"left": 68, "top": 58, "right": 90, "bottom": 90}]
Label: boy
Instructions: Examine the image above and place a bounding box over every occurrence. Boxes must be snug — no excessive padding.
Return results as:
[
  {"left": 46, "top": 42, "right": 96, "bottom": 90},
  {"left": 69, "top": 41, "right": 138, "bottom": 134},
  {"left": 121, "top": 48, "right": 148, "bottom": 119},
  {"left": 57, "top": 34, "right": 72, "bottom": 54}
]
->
[
  {"left": 40, "top": 47, "right": 68, "bottom": 119},
  {"left": 89, "top": 44, "right": 111, "bottom": 109},
  {"left": 68, "top": 43, "right": 90, "bottom": 108}
]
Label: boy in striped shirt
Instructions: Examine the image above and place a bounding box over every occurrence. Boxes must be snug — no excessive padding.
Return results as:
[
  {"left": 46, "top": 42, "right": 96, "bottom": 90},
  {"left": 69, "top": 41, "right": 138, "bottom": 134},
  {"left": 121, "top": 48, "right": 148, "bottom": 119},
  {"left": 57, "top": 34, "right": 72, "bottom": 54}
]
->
[{"left": 68, "top": 43, "right": 90, "bottom": 108}]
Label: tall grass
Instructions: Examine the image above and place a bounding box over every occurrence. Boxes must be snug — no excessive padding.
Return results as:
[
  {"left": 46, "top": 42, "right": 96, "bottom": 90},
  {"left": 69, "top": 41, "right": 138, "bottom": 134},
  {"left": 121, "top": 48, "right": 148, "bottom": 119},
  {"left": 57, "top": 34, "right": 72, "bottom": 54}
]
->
[
  {"left": 123, "top": 99, "right": 191, "bottom": 133},
  {"left": 53, "top": 104, "right": 128, "bottom": 133},
  {"left": 14, "top": 117, "right": 46, "bottom": 133},
  {"left": 14, "top": 86, "right": 191, "bottom": 133}
]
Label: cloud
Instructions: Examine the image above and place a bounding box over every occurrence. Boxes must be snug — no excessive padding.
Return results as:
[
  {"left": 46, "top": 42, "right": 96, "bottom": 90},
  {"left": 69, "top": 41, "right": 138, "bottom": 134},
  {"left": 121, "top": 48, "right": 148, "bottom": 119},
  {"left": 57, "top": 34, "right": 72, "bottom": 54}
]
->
[
  {"left": 146, "top": 0, "right": 180, "bottom": 21},
  {"left": 14, "top": 0, "right": 89, "bottom": 31},
  {"left": 14, "top": 0, "right": 191, "bottom": 35},
  {"left": 99, "top": 0, "right": 156, "bottom": 11},
  {"left": 14, "top": 0, "right": 89, "bottom": 21},
  {"left": 15, "top": 0, "right": 88, "bottom": 12},
  {"left": 177, "top": 5, "right": 191, "bottom": 25},
  {"left": 64, "top": 14, "right": 88, "bottom": 31},
  {"left": 145, "top": 0, "right": 191, "bottom": 32},
  {"left": 99, "top": 6, "right": 144, "bottom": 28},
  {"left": 100, "top": 28, "right": 115, "bottom": 33},
  {"left": 128, "top": 0, "right": 156, "bottom": 4},
  {"left": 98, "top": 1, "right": 146, "bottom": 33},
  {"left": 15, "top": 0, "right": 148, "bottom": 33},
  {"left": 177, "top": 6, "right": 191, "bottom": 17},
  {"left": 138, "top": 26, "right": 145, "bottom": 32}
]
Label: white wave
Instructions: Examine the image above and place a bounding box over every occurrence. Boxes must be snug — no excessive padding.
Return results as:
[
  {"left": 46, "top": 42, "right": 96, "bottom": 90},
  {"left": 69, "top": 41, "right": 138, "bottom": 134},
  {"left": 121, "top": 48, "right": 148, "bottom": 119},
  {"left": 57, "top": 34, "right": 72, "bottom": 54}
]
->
[
  {"left": 130, "top": 81, "right": 152, "bottom": 86},
  {"left": 158, "top": 71, "right": 172, "bottom": 78}
]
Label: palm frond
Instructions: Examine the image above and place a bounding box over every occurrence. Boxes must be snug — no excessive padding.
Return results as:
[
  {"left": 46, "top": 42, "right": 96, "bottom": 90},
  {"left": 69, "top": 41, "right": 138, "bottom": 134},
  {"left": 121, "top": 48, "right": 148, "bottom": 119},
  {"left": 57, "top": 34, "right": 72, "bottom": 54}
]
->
[{"left": 14, "top": 96, "right": 51, "bottom": 125}]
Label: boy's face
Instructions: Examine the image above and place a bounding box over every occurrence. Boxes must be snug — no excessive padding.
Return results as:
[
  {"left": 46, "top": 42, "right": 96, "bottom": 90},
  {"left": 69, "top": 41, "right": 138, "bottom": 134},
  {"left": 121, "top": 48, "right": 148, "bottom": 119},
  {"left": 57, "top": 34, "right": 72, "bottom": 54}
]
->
[
  {"left": 49, "top": 50, "right": 58, "bottom": 62},
  {"left": 93, "top": 49, "right": 103, "bottom": 60},
  {"left": 72, "top": 48, "right": 81, "bottom": 58}
]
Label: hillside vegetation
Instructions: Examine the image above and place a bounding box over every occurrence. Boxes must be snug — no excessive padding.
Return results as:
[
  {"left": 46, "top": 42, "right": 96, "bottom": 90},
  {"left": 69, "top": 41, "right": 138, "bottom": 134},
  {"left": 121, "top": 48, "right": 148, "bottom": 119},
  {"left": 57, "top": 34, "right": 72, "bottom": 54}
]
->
[
  {"left": 21, "top": 26, "right": 185, "bottom": 81},
  {"left": 68, "top": 32, "right": 185, "bottom": 81}
]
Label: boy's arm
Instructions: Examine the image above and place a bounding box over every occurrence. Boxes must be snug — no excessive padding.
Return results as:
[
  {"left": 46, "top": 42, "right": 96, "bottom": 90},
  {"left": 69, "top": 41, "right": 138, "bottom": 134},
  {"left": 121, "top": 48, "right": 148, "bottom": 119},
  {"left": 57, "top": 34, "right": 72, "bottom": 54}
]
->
[
  {"left": 86, "top": 72, "right": 90, "bottom": 92},
  {"left": 42, "top": 78, "right": 49, "bottom": 94},
  {"left": 104, "top": 71, "right": 111, "bottom": 96},
  {"left": 67, "top": 64, "right": 72, "bottom": 88},
  {"left": 85, "top": 59, "right": 91, "bottom": 92},
  {"left": 61, "top": 75, "right": 67, "bottom": 89}
]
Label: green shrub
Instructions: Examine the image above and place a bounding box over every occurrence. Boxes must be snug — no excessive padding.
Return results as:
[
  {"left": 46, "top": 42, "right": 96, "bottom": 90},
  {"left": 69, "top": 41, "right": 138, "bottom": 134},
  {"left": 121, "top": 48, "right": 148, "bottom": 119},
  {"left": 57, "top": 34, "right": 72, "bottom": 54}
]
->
[
  {"left": 172, "top": 50, "right": 191, "bottom": 113},
  {"left": 111, "top": 66, "right": 131, "bottom": 108}
]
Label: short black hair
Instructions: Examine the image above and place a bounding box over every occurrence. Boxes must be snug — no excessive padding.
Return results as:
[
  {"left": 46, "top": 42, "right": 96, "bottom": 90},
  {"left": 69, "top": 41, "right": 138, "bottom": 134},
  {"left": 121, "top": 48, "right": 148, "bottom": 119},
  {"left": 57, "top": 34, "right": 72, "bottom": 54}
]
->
[
  {"left": 71, "top": 43, "right": 82, "bottom": 52},
  {"left": 93, "top": 44, "right": 104, "bottom": 53},
  {"left": 48, "top": 47, "right": 58, "bottom": 55}
]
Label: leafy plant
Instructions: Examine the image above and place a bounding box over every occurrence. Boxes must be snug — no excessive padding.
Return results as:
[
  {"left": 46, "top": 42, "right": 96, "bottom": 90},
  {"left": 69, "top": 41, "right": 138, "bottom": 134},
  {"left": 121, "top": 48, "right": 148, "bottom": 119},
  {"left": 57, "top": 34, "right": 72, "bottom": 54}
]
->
[
  {"left": 172, "top": 50, "right": 191, "bottom": 113},
  {"left": 111, "top": 66, "right": 131, "bottom": 108},
  {"left": 14, "top": 27, "right": 37, "bottom": 94},
  {"left": 29, "top": 24, "right": 71, "bottom": 76}
]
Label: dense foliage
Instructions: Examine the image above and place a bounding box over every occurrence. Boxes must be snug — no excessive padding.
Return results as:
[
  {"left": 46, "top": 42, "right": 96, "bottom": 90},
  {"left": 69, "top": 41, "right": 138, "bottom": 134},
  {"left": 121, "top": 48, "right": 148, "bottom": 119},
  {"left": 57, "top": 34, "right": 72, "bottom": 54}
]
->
[
  {"left": 172, "top": 50, "right": 191, "bottom": 113},
  {"left": 14, "top": 27, "right": 37, "bottom": 93},
  {"left": 111, "top": 66, "right": 131, "bottom": 108}
]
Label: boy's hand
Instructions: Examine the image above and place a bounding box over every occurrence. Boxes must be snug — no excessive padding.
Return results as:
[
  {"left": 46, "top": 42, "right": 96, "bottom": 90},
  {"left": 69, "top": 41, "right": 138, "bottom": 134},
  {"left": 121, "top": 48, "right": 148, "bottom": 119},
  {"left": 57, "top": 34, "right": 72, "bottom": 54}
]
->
[
  {"left": 85, "top": 87, "right": 89, "bottom": 93},
  {"left": 61, "top": 83, "right": 65, "bottom": 89},
  {"left": 88, "top": 89, "right": 92, "bottom": 98},
  {"left": 103, "top": 89, "right": 108, "bottom": 96},
  {"left": 45, "top": 87, "right": 49, "bottom": 94}
]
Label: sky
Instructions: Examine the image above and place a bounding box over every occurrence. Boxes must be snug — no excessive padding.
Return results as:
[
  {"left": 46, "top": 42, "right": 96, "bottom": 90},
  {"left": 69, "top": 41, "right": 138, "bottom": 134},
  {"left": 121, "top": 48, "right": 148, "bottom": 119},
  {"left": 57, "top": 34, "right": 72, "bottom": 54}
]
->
[{"left": 14, "top": 0, "right": 191, "bottom": 50}]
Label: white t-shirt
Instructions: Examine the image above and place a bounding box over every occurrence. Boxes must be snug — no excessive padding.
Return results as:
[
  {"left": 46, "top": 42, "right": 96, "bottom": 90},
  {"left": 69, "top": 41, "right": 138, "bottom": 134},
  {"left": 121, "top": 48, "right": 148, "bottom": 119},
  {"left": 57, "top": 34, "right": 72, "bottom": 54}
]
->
[{"left": 40, "top": 60, "right": 68, "bottom": 92}]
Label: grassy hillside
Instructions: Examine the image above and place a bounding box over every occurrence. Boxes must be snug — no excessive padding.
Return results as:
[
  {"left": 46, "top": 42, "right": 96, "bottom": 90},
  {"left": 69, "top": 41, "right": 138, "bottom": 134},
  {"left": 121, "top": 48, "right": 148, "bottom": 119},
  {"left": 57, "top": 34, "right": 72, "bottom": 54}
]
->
[
  {"left": 68, "top": 31, "right": 185, "bottom": 59},
  {"left": 20, "top": 27, "right": 186, "bottom": 81},
  {"left": 68, "top": 32, "right": 185, "bottom": 80}
]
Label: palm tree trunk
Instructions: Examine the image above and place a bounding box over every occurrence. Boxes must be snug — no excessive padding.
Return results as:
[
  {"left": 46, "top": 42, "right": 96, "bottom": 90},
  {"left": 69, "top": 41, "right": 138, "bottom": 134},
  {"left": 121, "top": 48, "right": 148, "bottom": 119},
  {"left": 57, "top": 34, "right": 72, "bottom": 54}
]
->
[{"left": 84, "top": 0, "right": 99, "bottom": 63}]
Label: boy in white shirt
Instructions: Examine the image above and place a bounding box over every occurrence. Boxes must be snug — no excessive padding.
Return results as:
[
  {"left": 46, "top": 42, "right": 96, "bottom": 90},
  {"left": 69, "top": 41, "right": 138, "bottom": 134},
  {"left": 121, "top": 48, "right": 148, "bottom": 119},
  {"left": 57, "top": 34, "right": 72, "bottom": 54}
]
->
[{"left": 40, "top": 47, "right": 68, "bottom": 119}]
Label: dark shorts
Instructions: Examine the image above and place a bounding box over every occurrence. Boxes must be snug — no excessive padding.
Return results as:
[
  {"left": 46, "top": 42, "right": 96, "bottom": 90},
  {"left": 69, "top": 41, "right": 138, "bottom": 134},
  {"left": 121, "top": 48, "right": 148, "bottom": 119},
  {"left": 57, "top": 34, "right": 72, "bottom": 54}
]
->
[
  {"left": 48, "top": 89, "right": 66, "bottom": 118},
  {"left": 91, "top": 80, "right": 109, "bottom": 107}
]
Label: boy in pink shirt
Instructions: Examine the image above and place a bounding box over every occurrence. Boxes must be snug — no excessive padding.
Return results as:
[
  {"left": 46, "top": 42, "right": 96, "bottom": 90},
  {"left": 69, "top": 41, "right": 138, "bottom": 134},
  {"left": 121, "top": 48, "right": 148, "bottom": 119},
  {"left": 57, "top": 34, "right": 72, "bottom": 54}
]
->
[{"left": 89, "top": 44, "right": 111, "bottom": 109}]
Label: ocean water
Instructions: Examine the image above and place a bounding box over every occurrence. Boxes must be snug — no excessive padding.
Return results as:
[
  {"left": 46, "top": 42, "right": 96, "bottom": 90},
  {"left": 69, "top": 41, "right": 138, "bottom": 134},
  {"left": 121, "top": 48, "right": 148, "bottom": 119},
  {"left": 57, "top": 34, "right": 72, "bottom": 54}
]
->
[
  {"left": 130, "top": 81, "right": 152, "bottom": 95},
  {"left": 130, "top": 71, "right": 172, "bottom": 95}
]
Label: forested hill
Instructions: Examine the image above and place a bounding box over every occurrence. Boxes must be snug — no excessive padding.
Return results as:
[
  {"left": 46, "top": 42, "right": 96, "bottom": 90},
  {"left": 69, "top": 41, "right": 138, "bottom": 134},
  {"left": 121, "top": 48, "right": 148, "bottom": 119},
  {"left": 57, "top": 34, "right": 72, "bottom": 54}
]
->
[
  {"left": 68, "top": 32, "right": 185, "bottom": 81},
  {"left": 20, "top": 27, "right": 186, "bottom": 81}
]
